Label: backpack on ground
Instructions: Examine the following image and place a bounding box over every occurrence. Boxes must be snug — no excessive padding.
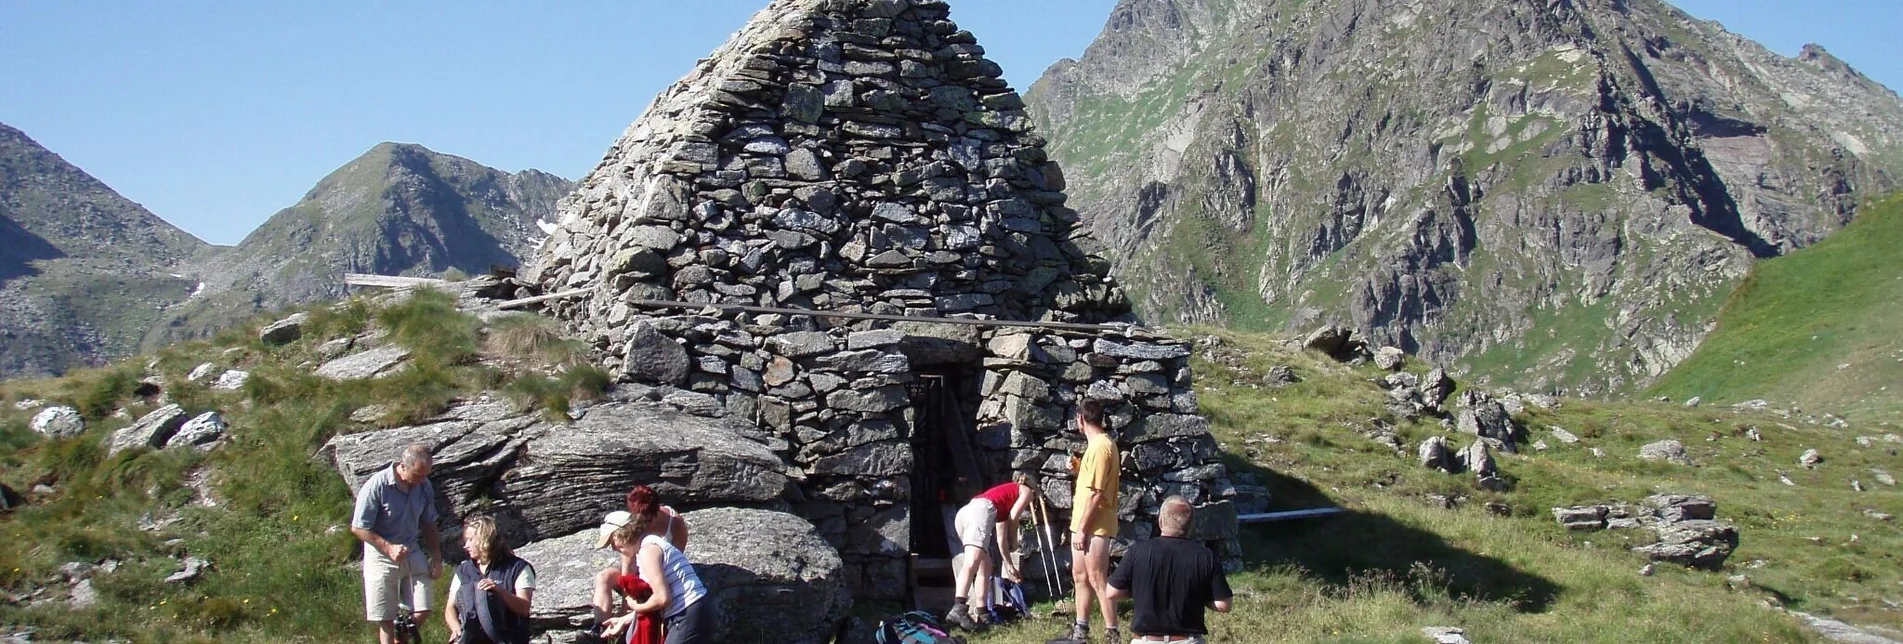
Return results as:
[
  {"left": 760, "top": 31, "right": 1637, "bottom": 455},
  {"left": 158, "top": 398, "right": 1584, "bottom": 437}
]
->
[
  {"left": 984, "top": 577, "right": 1030, "bottom": 624},
  {"left": 875, "top": 611, "right": 963, "bottom": 644}
]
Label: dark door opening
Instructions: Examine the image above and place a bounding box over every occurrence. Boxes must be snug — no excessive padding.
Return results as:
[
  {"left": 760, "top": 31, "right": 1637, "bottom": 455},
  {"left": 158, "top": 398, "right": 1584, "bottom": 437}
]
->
[{"left": 906, "top": 371, "right": 984, "bottom": 610}]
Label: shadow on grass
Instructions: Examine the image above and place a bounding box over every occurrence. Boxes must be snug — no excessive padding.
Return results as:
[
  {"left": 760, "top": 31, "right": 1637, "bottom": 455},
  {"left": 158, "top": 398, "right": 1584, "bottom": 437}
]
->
[{"left": 1232, "top": 456, "right": 1562, "bottom": 612}]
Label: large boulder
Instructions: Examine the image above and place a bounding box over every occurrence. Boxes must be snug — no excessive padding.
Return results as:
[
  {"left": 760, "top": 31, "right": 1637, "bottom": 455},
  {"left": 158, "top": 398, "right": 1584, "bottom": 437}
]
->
[
  {"left": 513, "top": 528, "right": 622, "bottom": 630},
  {"left": 164, "top": 412, "right": 229, "bottom": 451},
  {"left": 1637, "top": 439, "right": 1691, "bottom": 465},
  {"left": 323, "top": 400, "right": 787, "bottom": 544},
  {"left": 30, "top": 406, "right": 85, "bottom": 438},
  {"left": 106, "top": 404, "right": 190, "bottom": 456},
  {"left": 519, "top": 509, "right": 850, "bottom": 643},
  {"left": 1301, "top": 326, "right": 1354, "bottom": 359},
  {"left": 1632, "top": 520, "right": 1739, "bottom": 570},
  {"left": 259, "top": 312, "right": 310, "bottom": 345},
  {"left": 684, "top": 508, "right": 851, "bottom": 644},
  {"left": 622, "top": 320, "right": 691, "bottom": 386},
  {"left": 1455, "top": 392, "right": 1524, "bottom": 449}
]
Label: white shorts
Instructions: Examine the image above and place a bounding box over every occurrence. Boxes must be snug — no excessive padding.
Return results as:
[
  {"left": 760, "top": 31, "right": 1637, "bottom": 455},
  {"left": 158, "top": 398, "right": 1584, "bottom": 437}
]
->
[
  {"left": 363, "top": 543, "right": 434, "bottom": 621},
  {"left": 954, "top": 499, "right": 997, "bottom": 550}
]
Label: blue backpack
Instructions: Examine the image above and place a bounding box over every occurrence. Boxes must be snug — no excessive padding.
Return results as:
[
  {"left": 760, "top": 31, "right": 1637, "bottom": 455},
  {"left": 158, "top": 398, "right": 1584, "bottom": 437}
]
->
[
  {"left": 984, "top": 577, "right": 1030, "bottom": 624},
  {"left": 875, "top": 611, "right": 961, "bottom": 644}
]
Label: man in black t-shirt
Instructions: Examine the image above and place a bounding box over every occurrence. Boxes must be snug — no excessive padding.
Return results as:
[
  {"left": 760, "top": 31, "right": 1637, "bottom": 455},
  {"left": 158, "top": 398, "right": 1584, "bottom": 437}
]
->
[{"left": 1105, "top": 496, "right": 1232, "bottom": 643}]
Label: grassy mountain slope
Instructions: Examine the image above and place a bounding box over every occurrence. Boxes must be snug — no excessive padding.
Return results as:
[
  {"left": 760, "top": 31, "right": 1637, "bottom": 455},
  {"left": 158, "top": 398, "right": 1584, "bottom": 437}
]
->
[
  {"left": 1026, "top": 0, "right": 1903, "bottom": 397},
  {"left": 1649, "top": 194, "right": 1903, "bottom": 422},
  {"left": 0, "top": 123, "right": 210, "bottom": 378},
  {"left": 4, "top": 317, "right": 1896, "bottom": 641},
  {"left": 151, "top": 143, "right": 574, "bottom": 347}
]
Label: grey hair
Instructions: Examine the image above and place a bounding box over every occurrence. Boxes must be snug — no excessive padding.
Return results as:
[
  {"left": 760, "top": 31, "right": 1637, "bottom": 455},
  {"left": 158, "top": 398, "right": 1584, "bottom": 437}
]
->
[
  {"left": 398, "top": 443, "right": 433, "bottom": 468},
  {"left": 1158, "top": 496, "right": 1193, "bottom": 536}
]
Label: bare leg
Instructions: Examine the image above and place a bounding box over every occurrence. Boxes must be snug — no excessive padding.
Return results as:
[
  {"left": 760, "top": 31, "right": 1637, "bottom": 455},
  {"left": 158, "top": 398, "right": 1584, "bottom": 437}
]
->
[
  {"left": 952, "top": 545, "right": 985, "bottom": 601},
  {"left": 591, "top": 566, "right": 620, "bottom": 624},
  {"left": 1070, "top": 532, "right": 1093, "bottom": 626},
  {"left": 1085, "top": 536, "right": 1117, "bottom": 630},
  {"left": 973, "top": 548, "right": 995, "bottom": 610},
  {"left": 376, "top": 621, "right": 396, "bottom": 644}
]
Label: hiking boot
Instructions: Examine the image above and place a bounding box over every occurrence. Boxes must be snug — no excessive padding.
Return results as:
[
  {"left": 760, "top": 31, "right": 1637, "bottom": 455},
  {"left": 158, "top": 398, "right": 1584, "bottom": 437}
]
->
[
  {"left": 1105, "top": 626, "right": 1122, "bottom": 644},
  {"left": 945, "top": 603, "right": 980, "bottom": 631},
  {"left": 1047, "top": 621, "right": 1090, "bottom": 644}
]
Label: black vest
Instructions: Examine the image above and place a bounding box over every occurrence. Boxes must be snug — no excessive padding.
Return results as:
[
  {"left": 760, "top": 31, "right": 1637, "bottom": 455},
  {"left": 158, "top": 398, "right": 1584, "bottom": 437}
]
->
[{"left": 454, "top": 555, "right": 533, "bottom": 644}]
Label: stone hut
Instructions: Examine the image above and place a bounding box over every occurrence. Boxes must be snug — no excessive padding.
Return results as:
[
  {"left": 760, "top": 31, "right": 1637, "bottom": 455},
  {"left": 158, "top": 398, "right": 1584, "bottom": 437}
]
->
[{"left": 519, "top": 0, "right": 1241, "bottom": 601}]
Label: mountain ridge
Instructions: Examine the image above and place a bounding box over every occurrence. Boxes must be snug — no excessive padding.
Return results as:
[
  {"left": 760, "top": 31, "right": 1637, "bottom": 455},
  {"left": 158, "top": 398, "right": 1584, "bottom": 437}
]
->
[
  {"left": 0, "top": 122, "right": 209, "bottom": 377},
  {"left": 0, "top": 124, "right": 573, "bottom": 376},
  {"left": 1025, "top": 0, "right": 1903, "bottom": 396},
  {"left": 154, "top": 142, "right": 574, "bottom": 346}
]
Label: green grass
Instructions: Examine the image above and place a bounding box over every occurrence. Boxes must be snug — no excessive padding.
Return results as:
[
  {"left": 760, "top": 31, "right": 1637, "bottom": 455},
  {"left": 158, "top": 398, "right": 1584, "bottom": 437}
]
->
[
  {"left": 968, "top": 329, "right": 1889, "bottom": 643},
  {"left": 1649, "top": 194, "right": 1903, "bottom": 421},
  {"left": 0, "top": 289, "right": 608, "bottom": 643}
]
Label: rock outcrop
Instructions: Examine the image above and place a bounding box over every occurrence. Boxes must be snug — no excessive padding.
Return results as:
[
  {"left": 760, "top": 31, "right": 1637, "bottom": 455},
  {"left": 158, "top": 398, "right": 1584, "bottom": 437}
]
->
[
  {"left": 1553, "top": 493, "right": 1739, "bottom": 569},
  {"left": 29, "top": 406, "right": 84, "bottom": 438},
  {"left": 106, "top": 404, "right": 190, "bottom": 456},
  {"left": 1026, "top": 0, "right": 1903, "bottom": 396},
  {"left": 322, "top": 398, "right": 786, "bottom": 545}
]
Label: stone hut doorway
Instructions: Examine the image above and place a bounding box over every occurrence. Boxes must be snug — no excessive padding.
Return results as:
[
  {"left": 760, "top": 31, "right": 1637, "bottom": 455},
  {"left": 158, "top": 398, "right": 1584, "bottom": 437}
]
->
[{"left": 905, "top": 368, "right": 985, "bottom": 610}]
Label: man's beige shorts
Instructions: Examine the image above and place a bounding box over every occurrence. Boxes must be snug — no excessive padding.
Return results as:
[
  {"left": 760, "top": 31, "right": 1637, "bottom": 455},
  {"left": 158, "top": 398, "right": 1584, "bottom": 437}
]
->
[
  {"left": 954, "top": 498, "right": 997, "bottom": 550},
  {"left": 362, "top": 543, "right": 434, "bottom": 622}
]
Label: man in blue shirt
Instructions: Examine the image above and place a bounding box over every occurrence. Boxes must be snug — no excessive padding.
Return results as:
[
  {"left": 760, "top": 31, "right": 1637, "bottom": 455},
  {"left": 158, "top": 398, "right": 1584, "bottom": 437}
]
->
[{"left": 352, "top": 443, "right": 444, "bottom": 644}]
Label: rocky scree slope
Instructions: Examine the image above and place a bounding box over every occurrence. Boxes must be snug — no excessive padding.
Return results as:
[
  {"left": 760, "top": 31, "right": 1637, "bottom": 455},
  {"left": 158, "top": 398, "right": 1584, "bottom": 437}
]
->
[
  {"left": 0, "top": 122, "right": 209, "bottom": 378},
  {"left": 1025, "top": 0, "right": 1903, "bottom": 396},
  {"left": 156, "top": 143, "right": 573, "bottom": 346}
]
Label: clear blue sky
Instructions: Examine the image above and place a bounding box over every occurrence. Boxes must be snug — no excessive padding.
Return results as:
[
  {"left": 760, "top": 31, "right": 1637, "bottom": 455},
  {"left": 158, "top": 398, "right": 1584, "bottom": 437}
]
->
[{"left": 1, "top": 1, "right": 1896, "bottom": 246}]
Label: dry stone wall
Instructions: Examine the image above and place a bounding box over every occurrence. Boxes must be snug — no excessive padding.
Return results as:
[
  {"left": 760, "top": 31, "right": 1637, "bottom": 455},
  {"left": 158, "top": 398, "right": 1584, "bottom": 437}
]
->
[{"left": 520, "top": 0, "right": 1240, "bottom": 600}]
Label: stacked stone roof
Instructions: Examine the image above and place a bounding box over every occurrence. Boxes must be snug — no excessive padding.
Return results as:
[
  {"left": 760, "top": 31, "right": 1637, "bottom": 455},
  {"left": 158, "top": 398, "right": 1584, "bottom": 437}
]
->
[{"left": 519, "top": 0, "right": 1242, "bottom": 601}]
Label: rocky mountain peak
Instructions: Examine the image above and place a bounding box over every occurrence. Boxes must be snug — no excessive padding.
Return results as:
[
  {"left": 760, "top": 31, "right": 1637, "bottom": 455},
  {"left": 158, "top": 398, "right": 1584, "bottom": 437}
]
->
[{"left": 1026, "top": 0, "right": 1903, "bottom": 395}]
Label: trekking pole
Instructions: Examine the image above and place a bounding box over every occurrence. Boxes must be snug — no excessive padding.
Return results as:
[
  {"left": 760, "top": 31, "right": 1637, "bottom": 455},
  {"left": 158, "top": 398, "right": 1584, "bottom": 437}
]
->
[
  {"left": 1028, "top": 498, "right": 1056, "bottom": 601},
  {"left": 1036, "top": 496, "right": 1067, "bottom": 598}
]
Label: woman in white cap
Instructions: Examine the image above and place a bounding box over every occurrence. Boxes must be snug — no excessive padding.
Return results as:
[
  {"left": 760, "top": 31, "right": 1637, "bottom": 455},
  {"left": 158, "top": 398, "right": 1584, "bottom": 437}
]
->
[{"left": 599, "top": 486, "right": 712, "bottom": 644}]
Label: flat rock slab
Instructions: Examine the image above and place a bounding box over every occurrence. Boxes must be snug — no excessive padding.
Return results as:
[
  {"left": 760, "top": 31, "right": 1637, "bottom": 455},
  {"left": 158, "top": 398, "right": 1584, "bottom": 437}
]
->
[
  {"left": 323, "top": 400, "right": 786, "bottom": 544},
  {"left": 315, "top": 345, "right": 412, "bottom": 380},
  {"left": 503, "top": 404, "right": 788, "bottom": 540}
]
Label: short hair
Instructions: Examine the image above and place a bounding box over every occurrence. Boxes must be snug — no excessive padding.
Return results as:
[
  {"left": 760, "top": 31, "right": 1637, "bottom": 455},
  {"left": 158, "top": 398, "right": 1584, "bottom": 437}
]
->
[
  {"left": 1077, "top": 398, "right": 1105, "bottom": 426},
  {"left": 1158, "top": 496, "right": 1193, "bottom": 536},
  {"left": 463, "top": 515, "right": 509, "bottom": 564},
  {"left": 625, "top": 485, "right": 660, "bottom": 533},
  {"left": 398, "top": 443, "right": 432, "bottom": 468}
]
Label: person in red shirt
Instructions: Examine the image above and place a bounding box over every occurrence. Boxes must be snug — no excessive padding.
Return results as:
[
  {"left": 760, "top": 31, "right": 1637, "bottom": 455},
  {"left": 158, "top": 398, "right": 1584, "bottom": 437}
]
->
[{"left": 945, "top": 471, "right": 1040, "bottom": 630}]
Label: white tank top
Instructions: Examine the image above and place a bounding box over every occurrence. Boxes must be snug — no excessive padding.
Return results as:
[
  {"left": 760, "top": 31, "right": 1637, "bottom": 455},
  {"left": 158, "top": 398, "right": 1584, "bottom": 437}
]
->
[{"left": 644, "top": 533, "right": 706, "bottom": 619}]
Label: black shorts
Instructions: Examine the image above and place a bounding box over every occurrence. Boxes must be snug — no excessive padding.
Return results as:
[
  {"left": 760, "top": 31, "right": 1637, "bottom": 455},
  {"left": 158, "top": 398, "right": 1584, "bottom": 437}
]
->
[{"left": 663, "top": 597, "right": 715, "bottom": 644}]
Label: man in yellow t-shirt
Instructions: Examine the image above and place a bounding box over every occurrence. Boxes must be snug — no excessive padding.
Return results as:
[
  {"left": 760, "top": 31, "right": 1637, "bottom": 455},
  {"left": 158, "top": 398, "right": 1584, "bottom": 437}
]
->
[{"left": 1056, "top": 397, "right": 1120, "bottom": 644}]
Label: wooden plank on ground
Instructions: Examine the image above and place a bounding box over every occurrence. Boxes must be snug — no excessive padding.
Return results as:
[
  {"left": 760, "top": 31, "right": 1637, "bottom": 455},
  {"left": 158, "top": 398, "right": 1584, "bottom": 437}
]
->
[
  {"left": 1237, "top": 508, "right": 1344, "bottom": 523},
  {"left": 344, "top": 273, "right": 446, "bottom": 288}
]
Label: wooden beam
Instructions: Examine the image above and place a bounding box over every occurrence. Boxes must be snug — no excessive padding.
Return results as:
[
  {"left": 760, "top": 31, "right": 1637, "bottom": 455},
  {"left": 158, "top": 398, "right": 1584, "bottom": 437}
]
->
[
  {"left": 343, "top": 273, "right": 447, "bottom": 288},
  {"left": 496, "top": 288, "right": 1145, "bottom": 333}
]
